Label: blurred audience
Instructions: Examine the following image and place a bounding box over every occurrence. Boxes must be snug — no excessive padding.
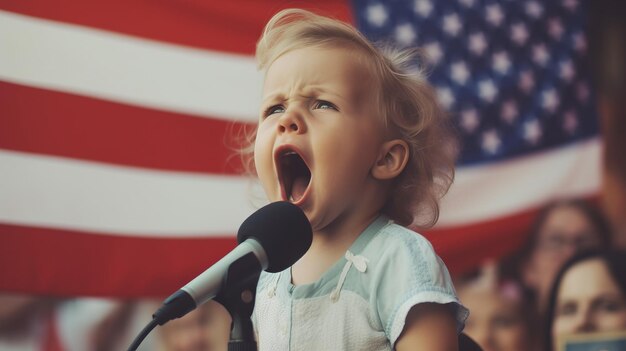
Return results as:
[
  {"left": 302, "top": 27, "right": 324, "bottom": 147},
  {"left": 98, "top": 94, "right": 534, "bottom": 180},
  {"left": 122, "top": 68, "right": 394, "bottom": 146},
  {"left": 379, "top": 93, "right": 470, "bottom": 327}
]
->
[
  {"left": 0, "top": 294, "right": 147, "bottom": 351},
  {"left": 456, "top": 262, "right": 539, "bottom": 351},
  {"left": 158, "top": 300, "right": 231, "bottom": 351},
  {"left": 0, "top": 294, "right": 232, "bottom": 351},
  {"left": 544, "top": 249, "right": 626, "bottom": 351},
  {"left": 515, "top": 199, "right": 612, "bottom": 312}
]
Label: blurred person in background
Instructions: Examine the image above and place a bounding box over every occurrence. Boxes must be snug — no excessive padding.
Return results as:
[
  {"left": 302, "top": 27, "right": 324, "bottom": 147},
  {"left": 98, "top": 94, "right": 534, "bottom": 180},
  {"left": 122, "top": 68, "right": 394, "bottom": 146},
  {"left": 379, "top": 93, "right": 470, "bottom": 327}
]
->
[
  {"left": 544, "top": 249, "right": 626, "bottom": 351},
  {"left": 516, "top": 198, "right": 612, "bottom": 312},
  {"left": 0, "top": 294, "right": 58, "bottom": 350},
  {"left": 457, "top": 262, "right": 539, "bottom": 351},
  {"left": 158, "top": 300, "right": 231, "bottom": 351},
  {"left": 0, "top": 295, "right": 145, "bottom": 351}
]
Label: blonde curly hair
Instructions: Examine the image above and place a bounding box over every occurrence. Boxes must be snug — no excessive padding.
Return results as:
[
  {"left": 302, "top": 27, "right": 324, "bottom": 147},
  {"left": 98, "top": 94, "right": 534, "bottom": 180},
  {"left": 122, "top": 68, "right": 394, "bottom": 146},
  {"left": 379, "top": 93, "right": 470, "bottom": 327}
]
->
[{"left": 241, "top": 9, "right": 458, "bottom": 228}]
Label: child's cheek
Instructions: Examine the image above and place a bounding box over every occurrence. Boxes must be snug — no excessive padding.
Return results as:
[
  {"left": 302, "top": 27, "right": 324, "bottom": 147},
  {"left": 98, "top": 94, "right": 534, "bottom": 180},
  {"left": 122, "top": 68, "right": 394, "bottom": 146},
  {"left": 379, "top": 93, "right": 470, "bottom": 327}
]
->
[{"left": 253, "top": 137, "right": 273, "bottom": 181}]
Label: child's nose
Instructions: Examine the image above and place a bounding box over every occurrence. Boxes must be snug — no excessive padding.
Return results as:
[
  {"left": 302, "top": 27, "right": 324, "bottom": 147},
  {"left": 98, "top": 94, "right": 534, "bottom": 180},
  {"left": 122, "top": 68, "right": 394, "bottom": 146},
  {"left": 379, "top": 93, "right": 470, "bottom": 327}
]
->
[{"left": 277, "top": 109, "right": 306, "bottom": 134}]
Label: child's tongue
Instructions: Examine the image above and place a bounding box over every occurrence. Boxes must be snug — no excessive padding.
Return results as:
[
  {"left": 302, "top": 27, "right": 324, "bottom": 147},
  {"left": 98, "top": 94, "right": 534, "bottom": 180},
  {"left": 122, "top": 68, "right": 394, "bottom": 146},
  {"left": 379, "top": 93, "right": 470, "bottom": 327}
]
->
[{"left": 290, "top": 176, "right": 308, "bottom": 202}]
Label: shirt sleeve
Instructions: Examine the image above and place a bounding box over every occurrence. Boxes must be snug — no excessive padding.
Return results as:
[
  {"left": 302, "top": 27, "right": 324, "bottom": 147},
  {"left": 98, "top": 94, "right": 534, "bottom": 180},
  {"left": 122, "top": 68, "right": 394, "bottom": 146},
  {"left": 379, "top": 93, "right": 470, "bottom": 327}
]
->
[{"left": 368, "top": 225, "right": 469, "bottom": 345}]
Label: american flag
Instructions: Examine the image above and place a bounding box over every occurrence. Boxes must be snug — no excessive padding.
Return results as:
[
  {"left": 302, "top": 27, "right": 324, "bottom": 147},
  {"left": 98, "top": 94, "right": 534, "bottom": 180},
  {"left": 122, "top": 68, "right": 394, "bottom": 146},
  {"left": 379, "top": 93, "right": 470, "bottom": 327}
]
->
[
  {"left": 355, "top": 0, "right": 598, "bottom": 164},
  {"left": 0, "top": 0, "right": 600, "bottom": 299}
]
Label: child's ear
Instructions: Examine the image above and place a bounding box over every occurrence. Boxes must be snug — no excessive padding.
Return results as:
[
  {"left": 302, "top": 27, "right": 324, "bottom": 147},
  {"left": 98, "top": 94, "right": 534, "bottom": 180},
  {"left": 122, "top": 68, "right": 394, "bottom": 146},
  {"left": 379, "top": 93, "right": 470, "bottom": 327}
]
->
[{"left": 372, "top": 139, "right": 409, "bottom": 180}]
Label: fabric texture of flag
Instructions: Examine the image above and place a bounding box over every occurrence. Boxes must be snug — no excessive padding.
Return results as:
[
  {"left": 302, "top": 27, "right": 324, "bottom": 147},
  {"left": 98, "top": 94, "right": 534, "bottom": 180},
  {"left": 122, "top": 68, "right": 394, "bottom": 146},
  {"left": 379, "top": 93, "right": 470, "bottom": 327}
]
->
[{"left": 0, "top": 0, "right": 600, "bottom": 298}]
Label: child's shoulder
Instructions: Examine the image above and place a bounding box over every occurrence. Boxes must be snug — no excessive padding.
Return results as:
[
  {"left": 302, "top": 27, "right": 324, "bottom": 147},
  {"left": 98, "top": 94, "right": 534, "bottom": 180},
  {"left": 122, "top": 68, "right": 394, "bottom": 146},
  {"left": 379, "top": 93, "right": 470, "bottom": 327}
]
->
[
  {"left": 367, "top": 221, "right": 436, "bottom": 258},
  {"left": 362, "top": 220, "right": 447, "bottom": 282},
  {"left": 359, "top": 219, "right": 464, "bottom": 339}
]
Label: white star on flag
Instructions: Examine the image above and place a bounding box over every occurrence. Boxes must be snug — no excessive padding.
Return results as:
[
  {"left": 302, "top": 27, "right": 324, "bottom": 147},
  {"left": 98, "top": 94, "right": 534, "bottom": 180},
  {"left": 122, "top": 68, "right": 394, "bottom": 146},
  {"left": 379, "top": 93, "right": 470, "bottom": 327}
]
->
[
  {"left": 501, "top": 100, "right": 519, "bottom": 124},
  {"left": 486, "top": 4, "right": 505, "bottom": 27},
  {"left": 443, "top": 13, "right": 463, "bottom": 36},
  {"left": 424, "top": 41, "right": 444, "bottom": 64},
  {"left": 437, "top": 86, "right": 455, "bottom": 108},
  {"left": 482, "top": 129, "right": 501, "bottom": 154},
  {"left": 367, "top": 4, "right": 389, "bottom": 27},
  {"left": 560, "top": 60, "right": 576, "bottom": 82},
  {"left": 563, "top": 0, "right": 579, "bottom": 11},
  {"left": 548, "top": 18, "right": 564, "bottom": 40},
  {"left": 532, "top": 43, "right": 550, "bottom": 66},
  {"left": 519, "top": 70, "right": 535, "bottom": 94},
  {"left": 451, "top": 61, "right": 470, "bottom": 85},
  {"left": 563, "top": 110, "right": 579, "bottom": 134},
  {"left": 413, "top": 0, "right": 434, "bottom": 17},
  {"left": 395, "top": 23, "right": 417, "bottom": 45},
  {"left": 524, "top": 119, "right": 543, "bottom": 145},
  {"left": 542, "top": 88, "right": 560, "bottom": 112},
  {"left": 460, "top": 108, "right": 480, "bottom": 133},
  {"left": 573, "top": 32, "right": 587, "bottom": 53},
  {"left": 468, "top": 32, "right": 488, "bottom": 56},
  {"left": 511, "top": 23, "right": 529, "bottom": 46},
  {"left": 493, "top": 51, "right": 511, "bottom": 74},
  {"left": 479, "top": 79, "right": 498, "bottom": 103},
  {"left": 526, "top": 1, "right": 544, "bottom": 19}
]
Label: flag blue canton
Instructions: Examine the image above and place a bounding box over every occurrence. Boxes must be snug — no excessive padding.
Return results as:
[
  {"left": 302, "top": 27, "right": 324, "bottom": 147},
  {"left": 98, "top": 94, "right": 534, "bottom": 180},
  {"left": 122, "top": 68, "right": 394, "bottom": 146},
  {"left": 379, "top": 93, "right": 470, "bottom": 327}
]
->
[{"left": 352, "top": 0, "right": 598, "bottom": 166}]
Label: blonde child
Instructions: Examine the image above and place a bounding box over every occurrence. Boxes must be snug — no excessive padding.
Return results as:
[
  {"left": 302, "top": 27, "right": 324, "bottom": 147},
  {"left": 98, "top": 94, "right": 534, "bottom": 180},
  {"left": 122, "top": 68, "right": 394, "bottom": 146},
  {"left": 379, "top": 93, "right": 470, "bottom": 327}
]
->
[{"left": 245, "top": 9, "right": 468, "bottom": 350}]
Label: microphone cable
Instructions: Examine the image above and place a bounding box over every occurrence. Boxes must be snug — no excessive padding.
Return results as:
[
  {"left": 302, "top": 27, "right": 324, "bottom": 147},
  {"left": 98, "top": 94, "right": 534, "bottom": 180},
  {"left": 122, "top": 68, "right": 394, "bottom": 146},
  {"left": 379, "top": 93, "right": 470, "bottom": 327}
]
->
[{"left": 127, "top": 318, "right": 158, "bottom": 351}]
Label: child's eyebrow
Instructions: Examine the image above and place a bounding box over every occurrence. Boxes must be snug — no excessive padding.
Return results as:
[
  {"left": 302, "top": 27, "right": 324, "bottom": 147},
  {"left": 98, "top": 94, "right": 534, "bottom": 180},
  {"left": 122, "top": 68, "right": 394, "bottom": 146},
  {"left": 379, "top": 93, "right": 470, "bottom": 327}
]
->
[
  {"left": 262, "top": 87, "right": 349, "bottom": 105},
  {"left": 302, "top": 86, "right": 344, "bottom": 99}
]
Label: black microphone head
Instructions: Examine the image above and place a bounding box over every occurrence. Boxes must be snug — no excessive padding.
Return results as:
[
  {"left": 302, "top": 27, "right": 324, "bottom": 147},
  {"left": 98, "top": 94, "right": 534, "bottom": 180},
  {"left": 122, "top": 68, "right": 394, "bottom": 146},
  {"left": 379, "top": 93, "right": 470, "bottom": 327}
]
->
[{"left": 237, "top": 201, "right": 312, "bottom": 273}]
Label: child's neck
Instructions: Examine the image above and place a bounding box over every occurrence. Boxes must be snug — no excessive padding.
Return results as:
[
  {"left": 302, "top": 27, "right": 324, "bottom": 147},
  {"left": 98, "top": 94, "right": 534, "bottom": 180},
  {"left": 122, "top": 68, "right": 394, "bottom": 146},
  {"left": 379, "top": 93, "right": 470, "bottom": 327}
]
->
[{"left": 291, "top": 210, "right": 380, "bottom": 286}]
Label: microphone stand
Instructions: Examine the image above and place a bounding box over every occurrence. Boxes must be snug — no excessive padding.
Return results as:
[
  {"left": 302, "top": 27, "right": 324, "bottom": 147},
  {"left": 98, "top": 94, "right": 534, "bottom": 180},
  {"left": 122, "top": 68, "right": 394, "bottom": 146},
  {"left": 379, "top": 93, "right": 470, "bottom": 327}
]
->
[{"left": 215, "top": 252, "right": 261, "bottom": 351}]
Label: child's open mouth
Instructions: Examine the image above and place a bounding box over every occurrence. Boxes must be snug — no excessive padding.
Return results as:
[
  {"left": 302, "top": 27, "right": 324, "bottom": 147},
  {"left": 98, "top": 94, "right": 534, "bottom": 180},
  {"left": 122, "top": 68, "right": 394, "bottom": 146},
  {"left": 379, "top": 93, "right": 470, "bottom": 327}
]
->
[{"left": 276, "top": 148, "right": 311, "bottom": 204}]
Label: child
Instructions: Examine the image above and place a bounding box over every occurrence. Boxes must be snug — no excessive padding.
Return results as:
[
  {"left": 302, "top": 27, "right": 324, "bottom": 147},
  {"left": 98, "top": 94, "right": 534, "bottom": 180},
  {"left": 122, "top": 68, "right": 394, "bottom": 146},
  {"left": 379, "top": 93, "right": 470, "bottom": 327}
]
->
[{"left": 245, "top": 9, "right": 468, "bottom": 350}]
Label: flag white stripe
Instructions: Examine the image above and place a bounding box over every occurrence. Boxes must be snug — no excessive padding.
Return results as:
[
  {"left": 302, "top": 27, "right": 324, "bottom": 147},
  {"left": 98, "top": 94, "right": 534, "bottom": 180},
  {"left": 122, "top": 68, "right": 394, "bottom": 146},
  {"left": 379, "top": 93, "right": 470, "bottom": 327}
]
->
[
  {"left": 0, "top": 138, "right": 600, "bottom": 235},
  {"left": 441, "top": 137, "right": 602, "bottom": 226},
  {"left": 0, "top": 150, "right": 257, "bottom": 236},
  {"left": 0, "top": 10, "right": 262, "bottom": 122}
]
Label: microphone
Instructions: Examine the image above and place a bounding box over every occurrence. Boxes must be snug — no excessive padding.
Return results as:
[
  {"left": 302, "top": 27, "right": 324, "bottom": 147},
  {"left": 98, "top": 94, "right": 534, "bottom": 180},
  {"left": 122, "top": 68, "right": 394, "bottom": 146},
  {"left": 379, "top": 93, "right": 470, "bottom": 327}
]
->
[{"left": 152, "top": 201, "right": 312, "bottom": 325}]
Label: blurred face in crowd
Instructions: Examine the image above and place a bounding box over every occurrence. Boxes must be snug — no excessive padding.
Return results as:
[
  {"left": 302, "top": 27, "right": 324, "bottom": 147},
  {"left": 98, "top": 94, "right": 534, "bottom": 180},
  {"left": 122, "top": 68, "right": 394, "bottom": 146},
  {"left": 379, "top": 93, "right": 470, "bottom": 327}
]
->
[
  {"left": 523, "top": 205, "right": 604, "bottom": 309},
  {"left": 459, "top": 282, "right": 532, "bottom": 351},
  {"left": 552, "top": 258, "right": 626, "bottom": 349},
  {"left": 159, "top": 300, "right": 231, "bottom": 351}
]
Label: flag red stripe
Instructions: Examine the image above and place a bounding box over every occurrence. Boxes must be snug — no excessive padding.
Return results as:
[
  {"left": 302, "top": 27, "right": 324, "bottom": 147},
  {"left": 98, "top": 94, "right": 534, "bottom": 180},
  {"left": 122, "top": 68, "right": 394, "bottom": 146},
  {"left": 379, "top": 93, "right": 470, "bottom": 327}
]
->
[
  {"left": 0, "top": 210, "right": 538, "bottom": 297},
  {"left": 0, "top": 1, "right": 352, "bottom": 54},
  {"left": 424, "top": 210, "right": 537, "bottom": 275},
  {"left": 0, "top": 81, "right": 251, "bottom": 174},
  {"left": 0, "top": 223, "right": 238, "bottom": 298}
]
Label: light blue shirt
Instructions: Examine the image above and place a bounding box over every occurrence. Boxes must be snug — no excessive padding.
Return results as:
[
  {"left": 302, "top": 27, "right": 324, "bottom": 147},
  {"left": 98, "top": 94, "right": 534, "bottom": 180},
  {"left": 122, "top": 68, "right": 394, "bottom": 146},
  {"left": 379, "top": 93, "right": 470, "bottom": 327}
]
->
[{"left": 253, "top": 215, "right": 469, "bottom": 351}]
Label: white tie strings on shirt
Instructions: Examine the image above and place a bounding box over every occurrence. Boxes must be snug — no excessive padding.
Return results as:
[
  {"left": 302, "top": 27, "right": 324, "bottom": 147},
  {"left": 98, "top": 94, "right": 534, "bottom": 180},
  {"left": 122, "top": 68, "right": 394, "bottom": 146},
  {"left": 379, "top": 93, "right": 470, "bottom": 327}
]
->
[{"left": 266, "top": 250, "right": 369, "bottom": 303}]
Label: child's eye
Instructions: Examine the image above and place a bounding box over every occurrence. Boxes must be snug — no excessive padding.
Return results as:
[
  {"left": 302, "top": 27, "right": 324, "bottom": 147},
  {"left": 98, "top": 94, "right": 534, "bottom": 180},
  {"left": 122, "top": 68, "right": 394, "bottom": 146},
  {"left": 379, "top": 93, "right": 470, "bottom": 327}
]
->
[
  {"left": 314, "top": 100, "right": 338, "bottom": 111},
  {"left": 265, "top": 105, "right": 285, "bottom": 117}
]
